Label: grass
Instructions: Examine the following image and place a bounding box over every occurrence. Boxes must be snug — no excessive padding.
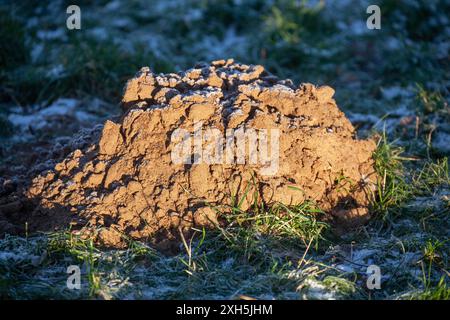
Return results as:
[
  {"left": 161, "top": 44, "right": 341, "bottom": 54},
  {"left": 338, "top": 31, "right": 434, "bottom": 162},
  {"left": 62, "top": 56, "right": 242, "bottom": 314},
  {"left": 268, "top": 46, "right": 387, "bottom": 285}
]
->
[
  {"left": 381, "top": 0, "right": 450, "bottom": 42},
  {"left": 0, "top": 0, "right": 449, "bottom": 300},
  {"left": 413, "top": 158, "right": 449, "bottom": 195},
  {"left": 415, "top": 84, "right": 446, "bottom": 115},
  {"left": 375, "top": 0, "right": 450, "bottom": 84},
  {"left": 263, "top": 0, "right": 334, "bottom": 45},
  {"left": 371, "top": 133, "right": 449, "bottom": 216},
  {"left": 47, "top": 231, "right": 103, "bottom": 297},
  {"left": 2, "top": 34, "right": 173, "bottom": 106},
  {"left": 411, "top": 239, "right": 450, "bottom": 300},
  {"left": 0, "top": 189, "right": 333, "bottom": 299},
  {"left": 370, "top": 132, "right": 412, "bottom": 216},
  {"left": 53, "top": 35, "right": 173, "bottom": 102},
  {"left": 0, "top": 8, "right": 31, "bottom": 105},
  {"left": 0, "top": 9, "right": 28, "bottom": 71},
  {"left": 422, "top": 239, "right": 445, "bottom": 266},
  {"left": 415, "top": 276, "right": 450, "bottom": 300},
  {"left": 0, "top": 0, "right": 340, "bottom": 106},
  {"left": 206, "top": 175, "right": 329, "bottom": 255},
  {"left": 0, "top": 231, "right": 319, "bottom": 299},
  {"left": 222, "top": 201, "right": 328, "bottom": 250},
  {"left": 0, "top": 114, "right": 13, "bottom": 138},
  {"left": 0, "top": 188, "right": 447, "bottom": 300},
  {"left": 411, "top": 84, "right": 450, "bottom": 158}
]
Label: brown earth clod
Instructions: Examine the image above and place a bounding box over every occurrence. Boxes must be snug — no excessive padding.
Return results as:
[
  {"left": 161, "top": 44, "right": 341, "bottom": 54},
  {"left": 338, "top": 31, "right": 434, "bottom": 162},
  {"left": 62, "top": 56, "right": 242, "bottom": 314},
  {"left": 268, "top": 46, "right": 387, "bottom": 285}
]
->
[{"left": 2, "top": 60, "right": 377, "bottom": 249}]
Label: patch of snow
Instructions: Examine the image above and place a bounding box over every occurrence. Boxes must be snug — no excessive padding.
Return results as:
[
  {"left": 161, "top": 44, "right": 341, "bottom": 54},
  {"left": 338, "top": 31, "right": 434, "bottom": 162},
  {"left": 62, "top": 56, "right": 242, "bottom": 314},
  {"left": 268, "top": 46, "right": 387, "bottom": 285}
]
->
[
  {"left": 341, "top": 20, "right": 368, "bottom": 36},
  {"left": 105, "top": 0, "right": 122, "bottom": 12},
  {"left": 347, "top": 112, "right": 380, "bottom": 124},
  {"left": 351, "top": 248, "right": 378, "bottom": 264},
  {"left": 89, "top": 27, "right": 110, "bottom": 40},
  {"left": 39, "top": 99, "right": 78, "bottom": 116},
  {"left": 0, "top": 251, "right": 24, "bottom": 261},
  {"left": 31, "top": 44, "right": 44, "bottom": 63},
  {"left": 381, "top": 86, "right": 413, "bottom": 100},
  {"left": 335, "top": 264, "right": 354, "bottom": 273},
  {"left": 7, "top": 114, "right": 35, "bottom": 128},
  {"left": 46, "top": 64, "right": 65, "bottom": 79},
  {"left": 7, "top": 98, "right": 99, "bottom": 134},
  {"left": 0, "top": 250, "right": 41, "bottom": 264},
  {"left": 184, "top": 8, "right": 203, "bottom": 22},
  {"left": 75, "top": 110, "right": 98, "bottom": 122},
  {"left": 385, "top": 37, "right": 402, "bottom": 51},
  {"left": 299, "top": 278, "right": 337, "bottom": 300},
  {"left": 36, "top": 29, "right": 66, "bottom": 41},
  {"left": 26, "top": 17, "right": 39, "bottom": 28},
  {"left": 433, "top": 131, "right": 450, "bottom": 154},
  {"left": 194, "top": 28, "right": 249, "bottom": 61},
  {"left": 221, "top": 257, "right": 235, "bottom": 270},
  {"left": 112, "top": 18, "right": 134, "bottom": 29}
]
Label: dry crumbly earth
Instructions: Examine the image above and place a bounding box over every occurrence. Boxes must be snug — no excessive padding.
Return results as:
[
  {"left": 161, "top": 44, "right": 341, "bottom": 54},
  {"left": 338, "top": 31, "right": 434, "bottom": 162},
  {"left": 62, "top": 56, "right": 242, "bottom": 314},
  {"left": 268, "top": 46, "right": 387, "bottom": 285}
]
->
[{"left": 3, "top": 60, "right": 377, "bottom": 250}]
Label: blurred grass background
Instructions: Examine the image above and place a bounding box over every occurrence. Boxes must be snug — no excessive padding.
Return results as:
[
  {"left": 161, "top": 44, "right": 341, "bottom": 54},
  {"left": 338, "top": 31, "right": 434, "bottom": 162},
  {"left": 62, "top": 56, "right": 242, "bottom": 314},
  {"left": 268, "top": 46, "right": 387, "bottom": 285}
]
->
[{"left": 0, "top": 0, "right": 448, "bottom": 106}]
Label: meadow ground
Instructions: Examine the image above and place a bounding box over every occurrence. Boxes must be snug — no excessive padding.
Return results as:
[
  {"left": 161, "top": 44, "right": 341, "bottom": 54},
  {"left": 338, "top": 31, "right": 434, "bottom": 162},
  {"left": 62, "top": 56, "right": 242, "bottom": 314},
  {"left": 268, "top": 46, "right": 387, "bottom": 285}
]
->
[{"left": 0, "top": 0, "right": 449, "bottom": 299}]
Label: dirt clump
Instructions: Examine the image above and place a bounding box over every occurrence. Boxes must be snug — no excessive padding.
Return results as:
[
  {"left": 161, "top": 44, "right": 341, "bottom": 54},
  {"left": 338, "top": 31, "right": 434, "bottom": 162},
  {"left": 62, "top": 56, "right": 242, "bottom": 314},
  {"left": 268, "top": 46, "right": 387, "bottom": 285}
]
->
[{"left": 9, "top": 59, "right": 377, "bottom": 249}]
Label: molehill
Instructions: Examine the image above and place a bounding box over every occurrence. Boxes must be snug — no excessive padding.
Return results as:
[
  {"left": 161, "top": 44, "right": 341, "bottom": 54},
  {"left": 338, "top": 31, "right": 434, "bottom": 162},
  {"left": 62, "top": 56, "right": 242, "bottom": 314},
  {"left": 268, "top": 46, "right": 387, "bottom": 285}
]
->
[{"left": 3, "top": 60, "right": 378, "bottom": 249}]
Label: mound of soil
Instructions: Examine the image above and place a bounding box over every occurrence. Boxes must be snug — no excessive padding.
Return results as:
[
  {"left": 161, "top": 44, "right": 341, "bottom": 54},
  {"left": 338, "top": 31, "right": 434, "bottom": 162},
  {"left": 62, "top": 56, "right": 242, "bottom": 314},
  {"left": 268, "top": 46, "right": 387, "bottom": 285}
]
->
[{"left": 1, "top": 59, "right": 377, "bottom": 249}]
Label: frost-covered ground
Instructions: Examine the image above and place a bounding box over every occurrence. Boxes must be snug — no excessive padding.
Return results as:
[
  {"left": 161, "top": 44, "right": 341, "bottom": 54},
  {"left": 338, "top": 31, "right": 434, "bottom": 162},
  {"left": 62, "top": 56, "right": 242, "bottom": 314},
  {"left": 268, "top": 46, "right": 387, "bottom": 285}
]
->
[{"left": 0, "top": 0, "right": 449, "bottom": 299}]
